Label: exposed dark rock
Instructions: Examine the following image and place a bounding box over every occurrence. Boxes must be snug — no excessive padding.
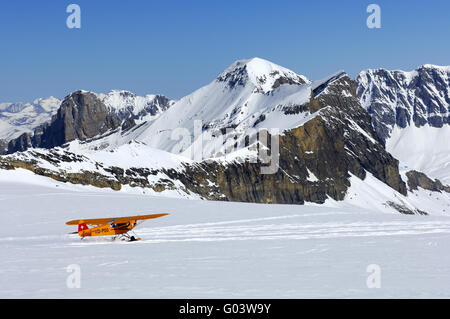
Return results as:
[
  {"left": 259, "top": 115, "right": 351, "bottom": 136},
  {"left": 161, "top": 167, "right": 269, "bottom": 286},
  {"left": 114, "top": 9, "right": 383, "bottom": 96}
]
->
[
  {"left": 272, "top": 75, "right": 307, "bottom": 89},
  {"left": 40, "top": 91, "right": 121, "bottom": 147},
  {"left": 108, "top": 92, "right": 173, "bottom": 121},
  {"left": 121, "top": 116, "right": 136, "bottom": 131},
  {"left": 0, "top": 73, "right": 407, "bottom": 206},
  {"left": 7, "top": 91, "right": 121, "bottom": 153},
  {"left": 0, "top": 139, "right": 8, "bottom": 155},
  {"left": 385, "top": 201, "right": 428, "bottom": 215},
  {"left": 160, "top": 74, "right": 407, "bottom": 203},
  {"left": 356, "top": 65, "right": 450, "bottom": 141},
  {"left": 0, "top": 157, "right": 14, "bottom": 170},
  {"left": 217, "top": 59, "right": 308, "bottom": 92},
  {"left": 281, "top": 103, "right": 310, "bottom": 115},
  {"left": 7, "top": 132, "right": 32, "bottom": 153},
  {"left": 0, "top": 157, "right": 122, "bottom": 191},
  {"left": 312, "top": 71, "right": 347, "bottom": 97},
  {"left": 217, "top": 64, "right": 249, "bottom": 89},
  {"left": 406, "top": 170, "right": 450, "bottom": 193},
  {"left": 0, "top": 65, "right": 413, "bottom": 209}
]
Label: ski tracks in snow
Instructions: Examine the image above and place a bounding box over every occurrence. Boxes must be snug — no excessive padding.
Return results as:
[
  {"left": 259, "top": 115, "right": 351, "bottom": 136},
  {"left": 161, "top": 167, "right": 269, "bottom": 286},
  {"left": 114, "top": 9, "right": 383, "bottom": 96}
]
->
[
  {"left": 135, "top": 216, "right": 450, "bottom": 244},
  {"left": 4, "top": 214, "right": 450, "bottom": 246}
]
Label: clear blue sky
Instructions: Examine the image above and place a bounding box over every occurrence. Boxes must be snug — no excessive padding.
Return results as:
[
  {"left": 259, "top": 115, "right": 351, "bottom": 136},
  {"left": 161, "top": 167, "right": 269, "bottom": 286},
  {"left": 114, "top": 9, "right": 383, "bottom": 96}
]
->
[{"left": 1, "top": 0, "right": 449, "bottom": 102}]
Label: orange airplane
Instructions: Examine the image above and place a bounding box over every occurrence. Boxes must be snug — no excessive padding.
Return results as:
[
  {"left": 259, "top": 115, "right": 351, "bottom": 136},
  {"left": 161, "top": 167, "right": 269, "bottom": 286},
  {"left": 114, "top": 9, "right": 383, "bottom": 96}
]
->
[{"left": 66, "top": 213, "right": 169, "bottom": 241}]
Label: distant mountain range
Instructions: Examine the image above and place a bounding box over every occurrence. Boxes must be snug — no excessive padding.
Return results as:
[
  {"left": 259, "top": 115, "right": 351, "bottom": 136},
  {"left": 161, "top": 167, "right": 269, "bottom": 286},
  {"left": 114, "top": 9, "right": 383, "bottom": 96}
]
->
[
  {"left": 0, "top": 58, "right": 448, "bottom": 214},
  {"left": 2, "top": 90, "right": 174, "bottom": 154},
  {"left": 0, "top": 97, "right": 61, "bottom": 141}
]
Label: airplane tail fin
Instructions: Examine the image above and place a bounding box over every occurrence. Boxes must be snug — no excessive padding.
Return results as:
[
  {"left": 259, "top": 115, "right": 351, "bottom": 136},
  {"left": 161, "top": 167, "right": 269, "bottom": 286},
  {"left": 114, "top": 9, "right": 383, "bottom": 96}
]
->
[{"left": 78, "top": 220, "right": 89, "bottom": 233}]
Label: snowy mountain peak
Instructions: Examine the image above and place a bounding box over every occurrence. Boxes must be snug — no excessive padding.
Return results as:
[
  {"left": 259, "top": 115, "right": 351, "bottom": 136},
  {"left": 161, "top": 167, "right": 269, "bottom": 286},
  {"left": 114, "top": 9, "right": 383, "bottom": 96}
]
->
[{"left": 217, "top": 57, "right": 310, "bottom": 93}]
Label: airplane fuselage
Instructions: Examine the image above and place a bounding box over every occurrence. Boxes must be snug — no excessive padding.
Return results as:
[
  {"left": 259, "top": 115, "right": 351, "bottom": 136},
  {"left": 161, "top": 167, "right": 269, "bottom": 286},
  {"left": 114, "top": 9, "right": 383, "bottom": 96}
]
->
[{"left": 78, "top": 221, "right": 138, "bottom": 237}]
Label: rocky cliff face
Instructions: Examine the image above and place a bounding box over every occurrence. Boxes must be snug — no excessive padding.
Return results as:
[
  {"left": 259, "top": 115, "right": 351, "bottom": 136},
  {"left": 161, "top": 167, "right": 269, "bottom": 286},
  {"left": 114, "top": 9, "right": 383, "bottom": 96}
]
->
[
  {"left": 406, "top": 170, "right": 450, "bottom": 193},
  {"left": 5, "top": 90, "right": 174, "bottom": 154},
  {"left": 0, "top": 139, "right": 7, "bottom": 155},
  {"left": 356, "top": 65, "right": 450, "bottom": 141},
  {"left": 7, "top": 91, "right": 121, "bottom": 153},
  {"left": 38, "top": 90, "right": 121, "bottom": 148},
  {"left": 165, "top": 73, "right": 406, "bottom": 204},
  {"left": 7, "top": 133, "right": 32, "bottom": 153},
  {"left": 0, "top": 72, "right": 408, "bottom": 206},
  {"left": 3, "top": 58, "right": 447, "bottom": 212}
]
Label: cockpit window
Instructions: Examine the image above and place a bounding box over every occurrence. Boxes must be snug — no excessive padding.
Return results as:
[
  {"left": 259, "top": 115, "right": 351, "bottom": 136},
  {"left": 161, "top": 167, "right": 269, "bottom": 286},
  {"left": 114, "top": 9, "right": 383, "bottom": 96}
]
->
[{"left": 111, "top": 222, "right": 129, "bottom": 228}]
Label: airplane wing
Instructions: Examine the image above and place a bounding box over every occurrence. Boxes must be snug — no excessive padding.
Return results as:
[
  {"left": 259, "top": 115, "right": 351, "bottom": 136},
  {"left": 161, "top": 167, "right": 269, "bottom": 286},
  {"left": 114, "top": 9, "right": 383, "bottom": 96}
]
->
[{"left": 66, "top": 213, "right": 169, "bottom": 225}]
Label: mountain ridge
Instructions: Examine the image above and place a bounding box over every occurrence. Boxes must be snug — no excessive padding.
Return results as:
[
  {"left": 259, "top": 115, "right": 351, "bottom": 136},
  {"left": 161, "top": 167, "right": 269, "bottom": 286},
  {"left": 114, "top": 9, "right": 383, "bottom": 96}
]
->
[
  {"left": 4, "top": 90, "right": 174, "bottom": 154},
  {"left": 356, "top": 63, "right": 450, "bottom": 141},
  {"left": 0, "top": 58, "right": 448, "bottom": 214}
]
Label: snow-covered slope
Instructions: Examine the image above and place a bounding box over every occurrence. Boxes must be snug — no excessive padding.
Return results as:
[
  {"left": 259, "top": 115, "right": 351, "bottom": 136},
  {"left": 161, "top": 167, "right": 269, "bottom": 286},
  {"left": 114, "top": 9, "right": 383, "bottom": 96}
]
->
[
  {"left": 1, "top": 60, "right": 449, "bottom": 298},
  {"left": 1, "top": 173, "right": 450, "bottom": 298},
  {"left": 96, "top": 90, "right": 175, "bottom": 123},
  {"left": 68, "top": 139, "right": 192, "bottom": 171},
  {"left": 386, "top": 125, "right": 450, "bottom": 184},
  {"left": 129, "top": 57, "right": 313, "bottom": 159},
  {"left": 2, "top": 62, "right": 443, "bottom": 213},
  {"left": 0, "top": 58, "right": 448, "bottom": 213},
  {"left": 356, "top": 64, "right": 450, "bottom": 183},
  {"left": 0, "top": 97, "right": 61, "bottom": 140},
  {"left": 65, "top": 58, "right": 314, "bottom": 158}
]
